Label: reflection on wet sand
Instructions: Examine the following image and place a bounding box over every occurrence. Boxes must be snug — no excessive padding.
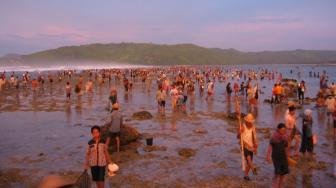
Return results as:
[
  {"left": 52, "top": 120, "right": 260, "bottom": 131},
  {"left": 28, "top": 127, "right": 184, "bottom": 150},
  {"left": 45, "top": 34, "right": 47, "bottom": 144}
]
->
[{"left": 0, "top": 65, "right": 335, "bottom": 188}]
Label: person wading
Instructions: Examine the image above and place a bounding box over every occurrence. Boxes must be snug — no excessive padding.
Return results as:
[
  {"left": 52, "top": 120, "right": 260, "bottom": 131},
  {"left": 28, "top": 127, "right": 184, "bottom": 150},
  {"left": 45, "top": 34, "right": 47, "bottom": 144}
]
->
[
  {"left": 106, "top": 103, "right": 123, "bottom": 153},
  {"left": 238, "top": 113, "right": 258, "bottom": 181},
  {"left": 267, "top": 123, "right": 289, "bottom": 188}
]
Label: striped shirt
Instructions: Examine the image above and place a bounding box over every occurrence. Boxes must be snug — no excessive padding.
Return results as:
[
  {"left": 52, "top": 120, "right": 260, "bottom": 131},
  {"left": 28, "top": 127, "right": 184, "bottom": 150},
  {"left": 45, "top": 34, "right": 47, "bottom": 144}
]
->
[{"left": 87, "top": 139, "right": 107, "bottom": 167}]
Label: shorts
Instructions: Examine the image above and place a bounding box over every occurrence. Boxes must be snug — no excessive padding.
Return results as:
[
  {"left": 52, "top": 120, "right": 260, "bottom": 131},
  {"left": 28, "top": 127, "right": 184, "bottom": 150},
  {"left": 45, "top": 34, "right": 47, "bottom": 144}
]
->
[
  {"left": 243, "top": 148, "right": 253, "bottom": 160},
  {"left": 273, "top": 162, "right": 289, "bottom": 176},
  {"left": 158, "top": 100, "right": 166, "bottom": 107},
  {"left": 66, "top": 93, "right": 71, "bottom": 98},
  {"left": 109, "top": 132, "right": 121, "bottom": 138},
  {"left": 91, "top": 166, "right": 106, "bottom": 181},
  {"left": 327, "top": 111, "right": 333, "bottom": 116}
]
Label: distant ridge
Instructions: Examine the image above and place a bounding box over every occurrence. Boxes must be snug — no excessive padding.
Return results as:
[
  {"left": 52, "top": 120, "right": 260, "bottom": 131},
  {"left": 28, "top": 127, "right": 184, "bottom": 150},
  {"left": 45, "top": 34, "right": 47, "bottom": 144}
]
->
[{"left": 1, "top": 43, "right": 336, "bottom": 66}]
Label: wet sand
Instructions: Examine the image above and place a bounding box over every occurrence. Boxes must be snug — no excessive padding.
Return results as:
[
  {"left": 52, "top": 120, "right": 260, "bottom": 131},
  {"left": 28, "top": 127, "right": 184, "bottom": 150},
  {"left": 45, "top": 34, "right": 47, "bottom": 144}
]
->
[{"left": 0, "top": 64, "right": 335, "bottom": 188}]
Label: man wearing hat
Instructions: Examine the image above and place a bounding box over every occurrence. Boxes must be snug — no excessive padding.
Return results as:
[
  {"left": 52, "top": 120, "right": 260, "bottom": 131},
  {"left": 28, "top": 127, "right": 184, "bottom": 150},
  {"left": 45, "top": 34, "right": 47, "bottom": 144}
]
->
[
  {"left": 106, "top": 103, "right": 123, "bottom": 153},
  {"left": 239, "top": 113, "right": 258, "bottom": 181}
]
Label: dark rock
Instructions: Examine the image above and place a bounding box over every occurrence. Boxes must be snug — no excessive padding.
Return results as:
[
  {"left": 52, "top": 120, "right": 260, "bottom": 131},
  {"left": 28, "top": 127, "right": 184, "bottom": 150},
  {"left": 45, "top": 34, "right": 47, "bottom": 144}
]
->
[
  {"left": 143, "top": 145, "right": 167, "bottom": 152},
  {"left": 281, "top": 78, "right": 297, "bottom": 83},
  {"left": 100, "top": 124, "right": 141, "bottom": 152},
  {"left": 226, "top": 112, "right": 246, "bottom": 122},
  {"left": 193, "top": 129, "right": 208, "bottom": 134},
  {"left": 216, "top": 161, "right": 227, "bottom": 169},
  {"left": 178, "top": 148, "right": 196, "bottom": 158},
  {"left": 132, "top": 111, "right": 153, "bottom": 120}
]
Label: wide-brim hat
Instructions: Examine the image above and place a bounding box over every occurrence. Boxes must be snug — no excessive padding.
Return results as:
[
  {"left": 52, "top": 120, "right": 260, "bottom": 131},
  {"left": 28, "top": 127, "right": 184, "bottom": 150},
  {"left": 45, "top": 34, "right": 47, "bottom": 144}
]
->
[{"left": 244, "top": 113, "right": 255, "bottom": 123}]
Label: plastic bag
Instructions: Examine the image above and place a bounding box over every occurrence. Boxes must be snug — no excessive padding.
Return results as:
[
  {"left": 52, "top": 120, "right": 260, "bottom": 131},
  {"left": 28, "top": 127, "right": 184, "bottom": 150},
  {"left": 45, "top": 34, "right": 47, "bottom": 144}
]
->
[{"left": 74, "top": 170, "right": 91, "bottom": 188}]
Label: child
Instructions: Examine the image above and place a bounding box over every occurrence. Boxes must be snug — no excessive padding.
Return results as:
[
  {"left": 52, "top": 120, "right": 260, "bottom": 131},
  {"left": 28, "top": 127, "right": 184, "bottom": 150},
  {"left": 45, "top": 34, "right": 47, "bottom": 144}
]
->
[
  {"left": 85, "top": 126, "right": 112, "bottom": 188},
  {"left": 65, "top": 82, "right": 72, "bottom": 101}
]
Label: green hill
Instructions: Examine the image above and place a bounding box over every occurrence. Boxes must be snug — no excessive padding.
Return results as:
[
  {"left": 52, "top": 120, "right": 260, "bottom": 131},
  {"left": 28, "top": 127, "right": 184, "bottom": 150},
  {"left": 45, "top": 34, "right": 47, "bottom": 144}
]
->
[{"left": 6, "top": 43, "right": 336, "bottom": 65}]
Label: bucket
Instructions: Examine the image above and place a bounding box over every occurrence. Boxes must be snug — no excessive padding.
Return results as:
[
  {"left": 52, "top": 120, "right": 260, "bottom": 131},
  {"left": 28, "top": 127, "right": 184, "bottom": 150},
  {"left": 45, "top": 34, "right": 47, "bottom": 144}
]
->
[{"left": 146, "top": 137, "right": 153, "bottom": 146}]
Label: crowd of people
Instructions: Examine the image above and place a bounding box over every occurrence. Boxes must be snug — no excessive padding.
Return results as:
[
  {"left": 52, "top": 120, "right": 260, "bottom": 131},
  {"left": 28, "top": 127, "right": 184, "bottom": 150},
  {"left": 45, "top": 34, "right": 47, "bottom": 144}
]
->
[{"left": 1, "top": 66, "right": 335, "bottom": 188}]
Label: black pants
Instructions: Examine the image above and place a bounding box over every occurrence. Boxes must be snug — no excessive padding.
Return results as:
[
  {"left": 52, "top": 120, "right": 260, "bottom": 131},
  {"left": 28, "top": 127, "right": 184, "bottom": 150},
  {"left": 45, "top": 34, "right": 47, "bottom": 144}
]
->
[
  {"left": 300, "top": 136, "right": 313, "bottom": 153},
  {"left": 298, "top": 92, "right": 304, "bottom": 100}
]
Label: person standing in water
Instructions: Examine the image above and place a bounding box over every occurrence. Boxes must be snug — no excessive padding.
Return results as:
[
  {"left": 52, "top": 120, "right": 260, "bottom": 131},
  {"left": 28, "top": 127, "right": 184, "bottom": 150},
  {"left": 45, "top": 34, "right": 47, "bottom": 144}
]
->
[
  {"left": 65, "top": 82, "right": 72, "bottom": 101},
  {"left": 108, "top": 88, "right": 118, "bottom": 112},
  {"left": 84, "top": 126, "right": 112, "bottom": 188},
  {"left": 300, "top": 109, "right": 314, "bottom": 158},
  {"left": 85, "top": 79, "right": 94, "bottom": 93},
  {"left": 106, "top": 103, "right": 123, "bottom": 153},
  {"left": 170, "top": 84, "right": 178, "bottom": 110},
  {"left": 326, "top": 95, "right": 335, "bottom": 123},
  {"left": 239, "top": 113, "right": 258, "bottom": 181},
  {"left": 206, "top": 80, "right": 214, "bottom": 100},
  {"left": 285, "top": 104, "right": 301, "bottom": 158},
  {"left": 267, "top": 123, "right": 289, "bottom": 188},
  {"left": 297, "top": 81, "right": 306, "bottom": 104},
  {"left": 226, "top": 82, "right": 232, "bottom": 100},
  {"left": 156, "top": 85, "right": 167, "bottom": 114}
]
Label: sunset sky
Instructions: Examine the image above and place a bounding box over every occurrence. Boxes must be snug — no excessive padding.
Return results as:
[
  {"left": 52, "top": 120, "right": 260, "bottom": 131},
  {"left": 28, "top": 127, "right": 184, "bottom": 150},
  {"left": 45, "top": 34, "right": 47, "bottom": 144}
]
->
[{"left": 0, "top": 0, "right": 335, "bottom": 56}]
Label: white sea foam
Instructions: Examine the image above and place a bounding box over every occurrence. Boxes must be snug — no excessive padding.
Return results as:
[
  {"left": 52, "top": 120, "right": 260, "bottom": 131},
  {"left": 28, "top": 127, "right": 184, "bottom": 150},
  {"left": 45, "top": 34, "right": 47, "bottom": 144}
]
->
[{"left": 0, "top": 63, "right": 152, "bottom": 72}]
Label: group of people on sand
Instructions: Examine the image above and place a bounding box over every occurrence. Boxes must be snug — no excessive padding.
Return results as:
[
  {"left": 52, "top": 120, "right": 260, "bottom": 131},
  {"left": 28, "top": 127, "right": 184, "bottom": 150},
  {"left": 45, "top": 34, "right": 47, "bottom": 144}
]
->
[
  {"left": 235, "top": 100, "right": 322, "bottom": 188},
  {"left": 1, "top": 66, "right": 335, "bottom": 188}
]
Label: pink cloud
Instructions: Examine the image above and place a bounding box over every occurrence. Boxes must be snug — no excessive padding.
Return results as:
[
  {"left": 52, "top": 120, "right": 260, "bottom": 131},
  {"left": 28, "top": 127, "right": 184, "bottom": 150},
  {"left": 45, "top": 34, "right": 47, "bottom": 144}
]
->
[
  {"left": 42, "top": 25, "right": 91, "bottom": 43},
  {"left": 248, "top": 15, "right": 302, "bottom": 23}
]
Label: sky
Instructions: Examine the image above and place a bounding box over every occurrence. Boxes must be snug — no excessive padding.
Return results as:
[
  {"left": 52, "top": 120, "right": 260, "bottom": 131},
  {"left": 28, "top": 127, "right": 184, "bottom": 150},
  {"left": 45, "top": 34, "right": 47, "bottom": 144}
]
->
[{"left": 0, "top": 0, "right": 336, "bottom": 56}]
